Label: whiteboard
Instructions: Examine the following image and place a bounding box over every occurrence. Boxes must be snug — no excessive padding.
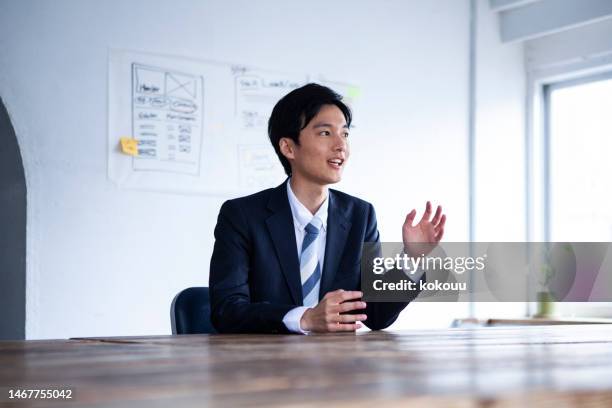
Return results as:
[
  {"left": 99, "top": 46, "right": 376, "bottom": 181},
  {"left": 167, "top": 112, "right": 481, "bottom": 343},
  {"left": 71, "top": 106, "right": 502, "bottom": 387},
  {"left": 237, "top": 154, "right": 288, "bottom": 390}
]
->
[{"left": 108, "top": 49, "right": 358, "bottom": 196}]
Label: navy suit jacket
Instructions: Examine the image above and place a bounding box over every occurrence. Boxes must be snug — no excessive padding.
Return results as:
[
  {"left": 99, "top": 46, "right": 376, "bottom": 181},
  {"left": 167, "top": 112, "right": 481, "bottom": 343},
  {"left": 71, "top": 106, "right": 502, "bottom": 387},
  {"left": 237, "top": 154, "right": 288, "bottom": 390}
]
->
[{"left": 209, "top": 180, "right": 413, "bottom": 333}]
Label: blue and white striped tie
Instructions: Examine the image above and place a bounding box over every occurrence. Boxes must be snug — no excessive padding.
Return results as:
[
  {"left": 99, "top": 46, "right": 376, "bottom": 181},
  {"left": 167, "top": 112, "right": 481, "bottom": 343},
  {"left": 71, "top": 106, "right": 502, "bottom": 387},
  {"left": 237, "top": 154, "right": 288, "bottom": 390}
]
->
[{"left": 301, "top": 218, "right": 322, "bottom": 307}]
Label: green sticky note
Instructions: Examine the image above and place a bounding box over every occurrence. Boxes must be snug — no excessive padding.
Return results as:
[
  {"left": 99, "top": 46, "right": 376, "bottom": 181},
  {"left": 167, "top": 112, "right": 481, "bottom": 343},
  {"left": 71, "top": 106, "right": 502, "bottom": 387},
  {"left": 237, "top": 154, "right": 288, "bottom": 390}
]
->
[{"left": 347, "top": 86, "right": 361, "bottom": 99}]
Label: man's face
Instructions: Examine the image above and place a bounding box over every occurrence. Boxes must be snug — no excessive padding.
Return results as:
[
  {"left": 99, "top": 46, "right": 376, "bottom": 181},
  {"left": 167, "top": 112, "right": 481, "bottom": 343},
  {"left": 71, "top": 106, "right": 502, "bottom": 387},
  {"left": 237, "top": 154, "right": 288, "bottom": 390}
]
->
[{"left": 282, "top": 104, "right": 350, "bottom": 186}]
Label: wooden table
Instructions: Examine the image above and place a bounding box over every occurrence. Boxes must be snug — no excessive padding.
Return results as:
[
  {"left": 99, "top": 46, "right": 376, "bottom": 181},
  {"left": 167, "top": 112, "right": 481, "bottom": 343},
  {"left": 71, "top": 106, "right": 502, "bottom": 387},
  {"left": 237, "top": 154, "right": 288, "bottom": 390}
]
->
[
  {"left": 453, "top": 317, "right": 612, "bottom": 326},
  {"left": 2, "top": 325, "right": 612, "bottom": 407}
]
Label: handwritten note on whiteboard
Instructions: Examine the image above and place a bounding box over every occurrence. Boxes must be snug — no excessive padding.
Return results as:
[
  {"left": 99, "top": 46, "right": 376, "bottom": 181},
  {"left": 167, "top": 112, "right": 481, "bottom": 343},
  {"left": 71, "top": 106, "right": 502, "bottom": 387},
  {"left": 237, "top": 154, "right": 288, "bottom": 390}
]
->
[
  {"left": 232, "top": 66, "right": 303, "bottom": 130},
  {"left": 131, "top": 64, "right": 203, "bottom": 175},
  {"left": 238, "top": 144, "right": 284, "bottom": 191}
]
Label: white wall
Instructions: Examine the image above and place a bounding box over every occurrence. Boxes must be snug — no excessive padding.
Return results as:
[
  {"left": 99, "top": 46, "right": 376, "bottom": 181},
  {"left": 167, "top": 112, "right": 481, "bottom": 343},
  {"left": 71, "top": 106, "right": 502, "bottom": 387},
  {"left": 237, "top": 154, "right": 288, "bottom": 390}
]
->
[
  {"left": 472, "top": 0, "right": 527, "bottom": 320},
  {"left": 475, "top": 1, "right": 526, "bottom": 242},
  {"left": 0, "top": 0, "right": 526, "bottom": 339}
]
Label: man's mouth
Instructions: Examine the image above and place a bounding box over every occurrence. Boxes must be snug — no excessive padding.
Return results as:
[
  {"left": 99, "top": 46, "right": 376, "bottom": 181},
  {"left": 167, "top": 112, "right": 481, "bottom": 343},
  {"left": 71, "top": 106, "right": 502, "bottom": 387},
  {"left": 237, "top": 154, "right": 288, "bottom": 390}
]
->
[{"left": 327, "top": 158, "right": 345, "bottom": 169}]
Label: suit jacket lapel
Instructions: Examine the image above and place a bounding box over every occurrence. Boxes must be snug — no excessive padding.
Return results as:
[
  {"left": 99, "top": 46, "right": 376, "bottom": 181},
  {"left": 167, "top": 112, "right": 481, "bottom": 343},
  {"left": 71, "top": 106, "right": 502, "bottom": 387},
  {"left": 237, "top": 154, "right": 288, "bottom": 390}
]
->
[
  {"left": 266, "top": 181, "right": 302, "bottom": 305},
  {"left": 320, "top": 190, "right": 352, "bottom": 298}
]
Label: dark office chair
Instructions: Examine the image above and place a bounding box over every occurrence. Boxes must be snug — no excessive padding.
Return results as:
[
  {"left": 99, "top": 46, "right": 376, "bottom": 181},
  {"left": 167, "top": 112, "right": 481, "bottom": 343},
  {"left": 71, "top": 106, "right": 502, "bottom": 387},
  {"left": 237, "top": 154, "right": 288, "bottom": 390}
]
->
[{"left": 171, "top": 287, "right": 216, "bottom": 334}]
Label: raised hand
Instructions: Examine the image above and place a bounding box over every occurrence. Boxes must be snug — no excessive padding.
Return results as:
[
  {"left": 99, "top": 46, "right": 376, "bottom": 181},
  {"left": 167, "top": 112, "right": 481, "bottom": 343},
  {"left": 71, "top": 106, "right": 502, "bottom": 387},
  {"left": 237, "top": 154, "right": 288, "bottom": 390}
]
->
[{"left": 402, "top": 201, "right": 446, "bottom": 257}]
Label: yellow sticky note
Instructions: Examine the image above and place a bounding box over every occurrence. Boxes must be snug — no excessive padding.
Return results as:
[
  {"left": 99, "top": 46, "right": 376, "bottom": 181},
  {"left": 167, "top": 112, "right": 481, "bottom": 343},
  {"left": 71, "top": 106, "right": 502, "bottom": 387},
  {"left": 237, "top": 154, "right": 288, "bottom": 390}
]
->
[{"left": 120, "top": 137, "right": 139, "bottom": 156}]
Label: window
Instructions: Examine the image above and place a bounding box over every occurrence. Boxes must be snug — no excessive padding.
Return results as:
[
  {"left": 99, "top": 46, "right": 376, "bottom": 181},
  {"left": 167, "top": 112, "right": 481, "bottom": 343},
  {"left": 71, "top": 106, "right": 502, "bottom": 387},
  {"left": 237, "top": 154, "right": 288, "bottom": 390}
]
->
[
  {"left": 544, "top": 72, "right": 612, "bottom": 317},
  {"left": 546, "top": 74, "right": 612, "bottom": 241}
]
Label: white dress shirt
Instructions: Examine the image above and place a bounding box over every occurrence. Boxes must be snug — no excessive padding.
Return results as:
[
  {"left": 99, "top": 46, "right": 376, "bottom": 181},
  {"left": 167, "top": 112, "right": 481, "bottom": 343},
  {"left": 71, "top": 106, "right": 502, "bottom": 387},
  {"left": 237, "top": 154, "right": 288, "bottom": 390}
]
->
[{"left": 282, "top": 180, "right": 328, "bottom": 334}]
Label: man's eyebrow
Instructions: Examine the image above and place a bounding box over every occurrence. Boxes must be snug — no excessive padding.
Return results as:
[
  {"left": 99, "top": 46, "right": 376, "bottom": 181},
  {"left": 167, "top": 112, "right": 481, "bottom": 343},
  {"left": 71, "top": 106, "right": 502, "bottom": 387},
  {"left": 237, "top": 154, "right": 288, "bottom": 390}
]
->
[{"left": 312, "top": 123, "right": 349, "bottom": 129}]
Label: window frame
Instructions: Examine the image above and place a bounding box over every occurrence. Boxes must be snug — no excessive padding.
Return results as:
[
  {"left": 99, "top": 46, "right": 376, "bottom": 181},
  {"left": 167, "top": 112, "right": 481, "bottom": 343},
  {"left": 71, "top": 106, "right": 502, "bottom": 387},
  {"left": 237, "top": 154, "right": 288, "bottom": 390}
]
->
[{"left": 536, "top": 70, "right": 612, "bottom": 317}]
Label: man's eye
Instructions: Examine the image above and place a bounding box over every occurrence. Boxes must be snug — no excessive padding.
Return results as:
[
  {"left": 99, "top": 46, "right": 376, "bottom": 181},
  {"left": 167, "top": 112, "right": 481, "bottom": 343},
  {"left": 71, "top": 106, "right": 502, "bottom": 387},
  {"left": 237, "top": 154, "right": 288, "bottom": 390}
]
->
[
  {"left": 320, "top": 131, "right": 330, "bottom": 136},
  {"left": 344, "top": 132, "right": 350, "bottom": 138}
]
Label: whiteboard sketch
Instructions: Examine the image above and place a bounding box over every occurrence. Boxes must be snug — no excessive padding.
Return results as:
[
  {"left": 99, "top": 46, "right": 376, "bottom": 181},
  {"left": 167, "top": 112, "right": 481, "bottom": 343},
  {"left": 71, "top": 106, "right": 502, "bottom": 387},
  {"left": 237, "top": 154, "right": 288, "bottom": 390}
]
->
[
  {"left": 233, "top": 65, "right": 303, "bottom": 130},
  {"left": 132, "top": 64, "right": 203, "bottom": 175},
  {"left": 238, "top": 145, "right": 284, "bottom": 191},
  {"left": 108, "top": 49, "right": 351, "bottom": 196}
]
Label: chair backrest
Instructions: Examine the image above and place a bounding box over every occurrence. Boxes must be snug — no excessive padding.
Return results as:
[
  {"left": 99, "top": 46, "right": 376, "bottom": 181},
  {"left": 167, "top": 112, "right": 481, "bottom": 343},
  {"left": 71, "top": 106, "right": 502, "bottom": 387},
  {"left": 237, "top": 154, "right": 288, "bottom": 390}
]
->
[{"left": 171, "top": 287, "right": 216, "bottom": 334}]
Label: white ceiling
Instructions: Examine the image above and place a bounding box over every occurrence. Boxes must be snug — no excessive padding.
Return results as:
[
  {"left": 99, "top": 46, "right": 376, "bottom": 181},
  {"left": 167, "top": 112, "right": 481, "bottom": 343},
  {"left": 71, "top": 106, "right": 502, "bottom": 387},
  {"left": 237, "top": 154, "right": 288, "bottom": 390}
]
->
[{"left": 489, "top": 0, "right": 612, "bottom": 42}]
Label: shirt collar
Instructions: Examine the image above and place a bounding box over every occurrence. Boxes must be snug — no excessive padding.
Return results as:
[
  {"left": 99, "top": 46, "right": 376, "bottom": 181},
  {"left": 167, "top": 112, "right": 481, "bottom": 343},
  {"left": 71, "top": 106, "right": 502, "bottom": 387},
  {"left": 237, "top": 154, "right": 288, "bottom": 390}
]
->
[{"left": 286, "top": 179, "right": 328, "bottom": 232}]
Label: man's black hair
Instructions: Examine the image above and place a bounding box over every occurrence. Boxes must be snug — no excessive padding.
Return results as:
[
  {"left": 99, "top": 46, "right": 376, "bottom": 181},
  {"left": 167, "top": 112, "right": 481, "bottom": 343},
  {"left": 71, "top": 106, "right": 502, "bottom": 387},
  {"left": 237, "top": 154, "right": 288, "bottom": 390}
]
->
[{"left": 268, "top": 83, "right": 352, "bottom": 176}]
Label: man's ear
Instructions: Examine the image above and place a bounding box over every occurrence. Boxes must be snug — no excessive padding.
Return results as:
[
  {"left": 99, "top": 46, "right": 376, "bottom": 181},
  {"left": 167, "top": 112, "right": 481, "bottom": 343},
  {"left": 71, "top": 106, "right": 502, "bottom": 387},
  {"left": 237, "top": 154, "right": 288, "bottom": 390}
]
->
[{"left": 279, "top": 137, "right": 296, "bottom": 160}]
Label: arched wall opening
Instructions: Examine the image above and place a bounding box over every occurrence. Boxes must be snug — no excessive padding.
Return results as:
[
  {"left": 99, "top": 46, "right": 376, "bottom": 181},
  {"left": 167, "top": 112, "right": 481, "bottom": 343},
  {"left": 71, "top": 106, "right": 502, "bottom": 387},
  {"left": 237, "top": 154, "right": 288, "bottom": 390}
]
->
[{"left": 0, "top": 97, "right": 26, "bottom": 340}]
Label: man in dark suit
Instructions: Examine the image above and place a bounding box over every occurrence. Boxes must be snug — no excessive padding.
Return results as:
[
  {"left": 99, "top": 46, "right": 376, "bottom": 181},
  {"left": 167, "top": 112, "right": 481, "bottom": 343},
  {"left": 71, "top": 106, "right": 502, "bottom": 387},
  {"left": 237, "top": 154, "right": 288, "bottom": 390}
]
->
[{"left": 210, "top": 84, "right": 446, "bottom": 334}]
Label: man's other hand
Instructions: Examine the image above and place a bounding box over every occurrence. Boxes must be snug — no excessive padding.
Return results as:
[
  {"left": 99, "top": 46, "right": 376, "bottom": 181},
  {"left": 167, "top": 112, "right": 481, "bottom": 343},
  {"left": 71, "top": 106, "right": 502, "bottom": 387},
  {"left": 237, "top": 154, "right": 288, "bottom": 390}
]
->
[{"left": 300, "top": 290, "right": 367, "bottom": 333}]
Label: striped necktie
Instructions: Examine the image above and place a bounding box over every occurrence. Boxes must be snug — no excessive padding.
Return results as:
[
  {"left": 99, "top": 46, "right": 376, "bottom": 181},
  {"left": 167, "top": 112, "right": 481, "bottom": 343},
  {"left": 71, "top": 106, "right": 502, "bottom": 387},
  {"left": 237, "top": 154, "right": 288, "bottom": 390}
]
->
[{"left": 301, "top": 218, "right": 323, "bottom": 307}]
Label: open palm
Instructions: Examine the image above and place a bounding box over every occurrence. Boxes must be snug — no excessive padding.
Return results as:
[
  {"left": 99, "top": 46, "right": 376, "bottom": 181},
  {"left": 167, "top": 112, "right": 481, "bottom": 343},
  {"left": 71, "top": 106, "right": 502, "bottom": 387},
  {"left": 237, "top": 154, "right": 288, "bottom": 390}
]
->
[{"left": 402, "top": 201, "right": 446, "bottom": 257}]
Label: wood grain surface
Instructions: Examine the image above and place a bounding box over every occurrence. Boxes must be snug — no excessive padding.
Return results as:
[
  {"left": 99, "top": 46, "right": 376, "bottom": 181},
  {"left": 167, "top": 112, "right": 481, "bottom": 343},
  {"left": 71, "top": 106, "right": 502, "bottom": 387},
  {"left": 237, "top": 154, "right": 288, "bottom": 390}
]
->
[{"left": 2, "top": 325, "right": 612, "bottom": 407}]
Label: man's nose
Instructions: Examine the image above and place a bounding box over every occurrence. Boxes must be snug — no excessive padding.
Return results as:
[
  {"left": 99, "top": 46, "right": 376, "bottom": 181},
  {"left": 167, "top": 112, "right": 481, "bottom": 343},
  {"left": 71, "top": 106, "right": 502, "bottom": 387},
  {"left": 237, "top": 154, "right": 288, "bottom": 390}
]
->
[{"left": 334, "top": 133, "right": 347, "bottom": 151}]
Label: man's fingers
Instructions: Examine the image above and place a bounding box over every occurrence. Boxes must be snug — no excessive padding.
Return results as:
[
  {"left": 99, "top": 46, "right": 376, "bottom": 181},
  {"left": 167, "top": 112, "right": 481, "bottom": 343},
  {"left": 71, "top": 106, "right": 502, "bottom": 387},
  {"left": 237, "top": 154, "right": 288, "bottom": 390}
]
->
[
  {"left": 431, "top": 206, "right": 442, "bottom": 225},
  {"left": 434, "top": 214, "right": 446, "bottom": 241},
  {"left": 333, "top": 314, "right": 367, "bottom": 324},
  {"left": 419, "top": 201, "right": 432, "bottom": 224},
  {"left": 327, "top": 322, "right": 361, "bottom": 332},
  {"left": 335, "top": 301, "right": 367, "bottom": 313},
  {"left": 324, "top": 289, "right": 347, "bottom": 300},
  {"left": 335, "top": 290, "right": 363, "bottom": 303},
  {"left": 435, "top": 226, "right": 445, "bottom": 242},
  {"left": 405, "top": 209, "right": 416, "bottom": 227},
  {"left": 434, "top": 214, "right": 446, "bottom": 232}
]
